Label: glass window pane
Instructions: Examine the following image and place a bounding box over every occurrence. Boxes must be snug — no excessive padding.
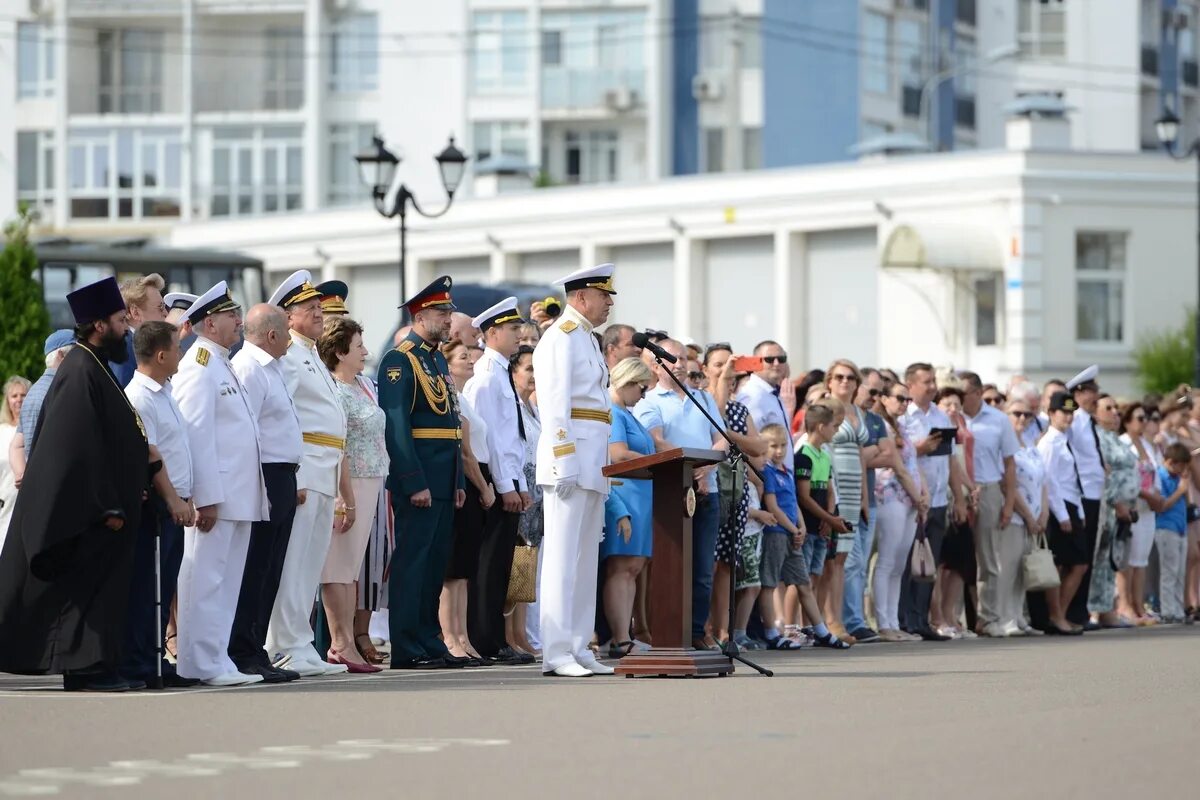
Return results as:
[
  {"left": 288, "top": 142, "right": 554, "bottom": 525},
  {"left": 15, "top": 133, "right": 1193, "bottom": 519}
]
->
[
  {"left": 94, "top": 143, "right": 110, "bottom": 188},
  {"left": 71, "top": 198, "right": 110, "bottom": 218},
  {"left": 44, "top": 147, "right": 55, "bottom": 190},
  {"left": 1076, "top": 280, "right": 1123, "bottom": 342},
  {"left": 212, "top": 194, "right": 230, "bottom": 216},
  {"left": 17, "top": 132, "right": 38, "bottom": 191},
  {"left": 864, "top": 12, "right": 890, "bottom": 94},
  {"left": 70, "top": 145, "right": 88, "bottom": 189},
  {"left": 18, "top": 23, "right": 39, "bottom": 97},
  {"left": 975, "top": 276, "right": 997, "bottom": 345},
  {"left": 141, "top": 142, "right": 158, "bottom": 187},
  {"left": 264, "top": 150, "right": 278, "bottom": 185},
  {"left": 286, "top": 146, "right": 302, "bottom": 184},
  {"left": 238, "top": 149, "right": 253, "bottom": 188},
  {"left": 164, "top": 141, "right": 181, "bottom": 188},
  {"left": 117, "top": 132, "right": 134, "bottom": 189},
  {"left": 542, "top": 30, "right": 562, "bottom": 66},
  {"left": 213, "top": 147, "right": 230, "bottom": 188}
]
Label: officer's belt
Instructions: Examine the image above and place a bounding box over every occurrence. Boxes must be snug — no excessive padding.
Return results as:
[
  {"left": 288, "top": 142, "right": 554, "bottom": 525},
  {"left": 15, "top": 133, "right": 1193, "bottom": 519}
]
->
[
  {"left": 570, "top": 408, "right": 612, "bottom": 424},
  {"left": 412, "top": 427, "right": 463, "bottom": 440},
  {"left": 303, "top": 432, "right": 345, "bottom": 450}
]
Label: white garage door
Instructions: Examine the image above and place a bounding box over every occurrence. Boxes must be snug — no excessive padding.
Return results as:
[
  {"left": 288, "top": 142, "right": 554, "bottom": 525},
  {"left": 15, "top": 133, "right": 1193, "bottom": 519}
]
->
[
  {"left": 805, "top": 228, "right": 878, "bottom": 370},
  {"left": 608, "top": 242, "right": 674, "bottom": 334},
  {"left": 703, "top": 235, "right": 774, "bottom": 352}
]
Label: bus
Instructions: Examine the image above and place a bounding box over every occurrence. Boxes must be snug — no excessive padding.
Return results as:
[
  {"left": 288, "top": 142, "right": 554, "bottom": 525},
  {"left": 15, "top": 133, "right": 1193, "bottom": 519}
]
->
[{"left": 32, "top": 238, "right": 266, "bottom": 329}]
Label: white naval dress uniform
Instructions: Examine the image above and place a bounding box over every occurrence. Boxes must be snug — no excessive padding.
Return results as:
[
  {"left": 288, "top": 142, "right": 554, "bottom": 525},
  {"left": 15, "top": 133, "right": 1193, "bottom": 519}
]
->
[
  {"left": 266, "top": 330, "right": 347, "bottom": 665},
  {"left": 533, "top": 304, "right": 612, "bottom": 672},
  {"left": 173, "top": 336, "right": 269, "bottom": 680}
]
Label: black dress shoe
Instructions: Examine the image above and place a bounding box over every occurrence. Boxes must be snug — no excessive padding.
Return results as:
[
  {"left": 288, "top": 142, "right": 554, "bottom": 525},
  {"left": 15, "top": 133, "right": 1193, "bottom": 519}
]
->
[
  {"left": 915, "top": 627, "right": 951, "bottom": 642},
  {"left": 491, "top": 646, "right": 535, "bottom": 665},
  {"left": 64, "top": 673, "right": 130, "bottom": 692},
  {"left": 1083, "top": 620, "right": 1102, "bottom": 632},
  {"left": 239, "top": 663, "right": 291, "bottom": 684},
  {"left": 392, "top": 657, "right": 445, "bottom": 670},
  {"left": 162, "top": 672, "right": 201, "bottom": 688},
  {"left": 441, "top": 654, "right": 471, "bottom": 669}
]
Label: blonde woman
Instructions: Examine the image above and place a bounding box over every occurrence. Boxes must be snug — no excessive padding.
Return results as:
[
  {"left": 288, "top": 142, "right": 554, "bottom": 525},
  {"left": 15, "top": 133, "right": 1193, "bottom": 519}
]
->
[{"left": 0, "top": 376, "right": 31, "bottom": 548}]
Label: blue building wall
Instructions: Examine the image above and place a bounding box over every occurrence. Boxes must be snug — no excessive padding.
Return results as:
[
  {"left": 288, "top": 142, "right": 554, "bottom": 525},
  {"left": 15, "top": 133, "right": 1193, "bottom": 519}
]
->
[
  {"left": 762, "top": 0, "right": 860, "bottom": 167},
  {"left": 671, "top": 0, "right": 700, "bottom": 175}
]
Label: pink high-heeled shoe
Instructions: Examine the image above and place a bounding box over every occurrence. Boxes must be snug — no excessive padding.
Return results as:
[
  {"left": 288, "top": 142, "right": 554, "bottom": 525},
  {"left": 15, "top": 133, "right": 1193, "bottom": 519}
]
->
[{"left": 328, "top": 648, "right": 382, "bottom": 674}]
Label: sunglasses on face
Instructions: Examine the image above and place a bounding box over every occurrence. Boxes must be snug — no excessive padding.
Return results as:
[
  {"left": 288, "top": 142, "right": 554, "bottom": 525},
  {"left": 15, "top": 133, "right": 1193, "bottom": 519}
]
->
[
  {"left": 867, "top": 388, "right": 881, "bottom": 397},
  {"left": 762, "top": 355, "right": 787, "bottom": 365},
  {"left": 1009, "top": 410, "right": 1033, "bottom": 419},
  {"left": 830, "top": 373, "right": 857, "bottom": 383},
  {"left": 891, "top": 395, "right": 911, "bottom": 404},
  {"left": 645, "top": 329, "right": 669, "bottom": 342},
  {"left": 984, "top": 396, "right": 1003, "bottom": 406},
  {"left": 688, "top": 371, "right": 704, "bottom": 381}
]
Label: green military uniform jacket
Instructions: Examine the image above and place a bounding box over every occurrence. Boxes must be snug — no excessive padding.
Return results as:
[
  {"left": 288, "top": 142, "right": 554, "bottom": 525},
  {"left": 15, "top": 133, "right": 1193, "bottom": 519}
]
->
[{"left": 377, "top": 331, "right": 464, "bottom": 501}]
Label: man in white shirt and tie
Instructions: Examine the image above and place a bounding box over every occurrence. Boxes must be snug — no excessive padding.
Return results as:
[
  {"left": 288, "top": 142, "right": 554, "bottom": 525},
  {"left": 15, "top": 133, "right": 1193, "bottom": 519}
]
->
[
  {"left": 173, "top": 282, "right": 270, "bottom": 687},
  {"left": 1064, "top": 365, "right": 1104, "bottom": 628},
  {"left": 229, "top": 304, "right": 304, "bottom": 683},
  {"left": 463, "top": 297, "right": 535, "bottom": 665},
  {"left": 121, "top": 321, "right": 199, "bottom": 688},
  {"left": 736, "top": 340, "right": 793, "bottom": 451}
]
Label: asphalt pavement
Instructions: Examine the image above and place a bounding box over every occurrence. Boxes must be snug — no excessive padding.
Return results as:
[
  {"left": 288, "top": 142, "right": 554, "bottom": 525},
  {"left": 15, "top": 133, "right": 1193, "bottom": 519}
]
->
[{"left": 1, "top": 625, "right": 1197, "bottom": 799}]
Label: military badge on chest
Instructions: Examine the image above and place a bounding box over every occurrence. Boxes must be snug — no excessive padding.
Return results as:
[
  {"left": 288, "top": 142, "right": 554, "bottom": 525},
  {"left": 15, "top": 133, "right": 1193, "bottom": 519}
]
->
[
  {"left": 387, "top": 367, "right": 402, "bottom": 384},
  {"left": 302, "top": 358, "right": 318, "bottom": 375},
  {"left": 218, "top": 381, "right": 239, "bottom": 397}
]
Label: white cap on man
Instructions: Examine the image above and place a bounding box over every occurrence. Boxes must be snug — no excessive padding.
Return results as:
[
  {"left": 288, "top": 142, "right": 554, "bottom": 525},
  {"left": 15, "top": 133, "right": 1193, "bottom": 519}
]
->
[
  {"left": 268, "top": 269, "right": 321, "bottom": 309},
  {"left": 472, "top": 296, "right": 526, "bottom": 332},
  {"left": 1066, "top": 364, "right": 1099, "bottom": 392},
  {"left": 182, "top": 281, "right": 240, "bottom": 324},
  {"left": 164, "top": 292, "right": 198, "bottom": 312},
  {"left": 555, "top": 263, "right": 617, "bottom": 295}
]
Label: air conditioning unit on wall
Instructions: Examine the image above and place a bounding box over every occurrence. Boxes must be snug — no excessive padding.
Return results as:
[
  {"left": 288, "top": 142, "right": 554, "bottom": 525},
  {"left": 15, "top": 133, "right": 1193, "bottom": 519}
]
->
[{"left": 604, "top": 86, "right": 639, "bottom": 112}]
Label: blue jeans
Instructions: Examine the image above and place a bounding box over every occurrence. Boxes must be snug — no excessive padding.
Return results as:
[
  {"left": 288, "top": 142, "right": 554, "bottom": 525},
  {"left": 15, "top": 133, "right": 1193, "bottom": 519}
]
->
[
  {"left": 692, "top": 493, "right": 721, "bottom": 639},
  {"left": 842, "top": 506, "right": 878, "bottom": 632}
]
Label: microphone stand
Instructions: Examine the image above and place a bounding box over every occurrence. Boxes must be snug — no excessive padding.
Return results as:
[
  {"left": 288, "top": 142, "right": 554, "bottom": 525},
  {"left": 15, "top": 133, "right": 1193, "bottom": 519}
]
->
[{"left": 650, "top": 354, "right": 772, "bottom": 678}]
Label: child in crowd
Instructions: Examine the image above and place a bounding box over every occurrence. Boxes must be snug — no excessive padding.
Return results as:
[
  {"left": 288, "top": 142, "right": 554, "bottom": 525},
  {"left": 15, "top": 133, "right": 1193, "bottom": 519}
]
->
[
  {"left": 1152, "top": 443, "right": 1193, "bottom": 622},
  {"left": 757, "top": 424, "right": 807, "bottom": 649},
  {"left": 795, "top": 405, "right": 853, "bottom": 649},
  {"left": 811, "top": 397, "right": 846, "bottom": 630},
  {"left": 731, "top": 453, "right": 771, "bottom": 650}
]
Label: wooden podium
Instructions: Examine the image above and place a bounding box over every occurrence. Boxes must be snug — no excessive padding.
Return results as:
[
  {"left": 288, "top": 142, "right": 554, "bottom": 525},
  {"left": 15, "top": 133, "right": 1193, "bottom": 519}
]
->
[{"left": 603, "top": 447, "right": 733, "bottom": 678}]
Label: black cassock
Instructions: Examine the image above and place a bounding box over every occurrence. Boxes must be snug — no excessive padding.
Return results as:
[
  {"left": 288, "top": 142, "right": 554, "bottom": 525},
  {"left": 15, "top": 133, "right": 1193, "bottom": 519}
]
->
[{"left": 0, "top": 343, "right": 148, "bottom": 675}]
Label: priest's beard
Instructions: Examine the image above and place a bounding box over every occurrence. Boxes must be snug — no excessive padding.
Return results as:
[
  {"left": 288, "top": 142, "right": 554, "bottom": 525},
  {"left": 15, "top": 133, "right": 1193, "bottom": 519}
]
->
[{"left": 101, "top": 328, "right": 129, "bottom": 363}]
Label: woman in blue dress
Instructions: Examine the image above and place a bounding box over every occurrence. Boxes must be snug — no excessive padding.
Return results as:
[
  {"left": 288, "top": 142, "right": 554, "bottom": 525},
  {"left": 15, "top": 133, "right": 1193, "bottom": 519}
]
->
[{"left": 601, "top": 357, "right": 657, "bottom": 658}]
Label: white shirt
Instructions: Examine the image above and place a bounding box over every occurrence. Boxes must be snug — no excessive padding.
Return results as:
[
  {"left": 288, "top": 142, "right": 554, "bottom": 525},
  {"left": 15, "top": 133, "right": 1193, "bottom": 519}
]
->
[
  {"left": 282, "top": 331, "right": 346, "bottom": 496},
  {"left": 902, "top": 402, "right": 955, "bottom": 508},
  {"left": 1011, "top": 445, "right": 1045, "bottom": 529},
  {"left": 1038, "top": 426, "right": 1082, "bottom": 524},
  {"left": 456, "top": 392, "right": 490, "bottom": 467},
  {"left": 1067, "top": 408, "right": 1105, "bottom": 500},
  {"left": 963, "top": 403, "right": 1020, "bottom": 484},
  {"left": 737, "top": 373, "right": 793, "bottom": 449},
  {"left": 232, "top": 341, "right": 303, "bottom": 465},
  {"left": 463, "top": 347, "right": 528, "bottom": 493},
  {"left": 126, "top": 371, "right": 194, "bottom": 499}
]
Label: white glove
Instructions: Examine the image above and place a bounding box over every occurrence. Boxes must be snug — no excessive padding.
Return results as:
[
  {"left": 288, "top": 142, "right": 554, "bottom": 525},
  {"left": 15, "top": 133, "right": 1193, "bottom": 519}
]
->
[{"left": 554, "top": 475, "right": 578, "bottom": 499}]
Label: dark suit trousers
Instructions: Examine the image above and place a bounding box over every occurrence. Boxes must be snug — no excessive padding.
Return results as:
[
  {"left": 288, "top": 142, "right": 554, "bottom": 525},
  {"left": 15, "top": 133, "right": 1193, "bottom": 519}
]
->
[
  {"left": 468, "top": 496, "right": 520, "bottom": 658},
  {"left": 229, "top": 463, "right": 297, "bottom": 668},
  {"left": 120, "top": 496, "right": 184, "bottom": 679},
  {"left": 388, "top": 497, "right": 455, "bottom": 663}
]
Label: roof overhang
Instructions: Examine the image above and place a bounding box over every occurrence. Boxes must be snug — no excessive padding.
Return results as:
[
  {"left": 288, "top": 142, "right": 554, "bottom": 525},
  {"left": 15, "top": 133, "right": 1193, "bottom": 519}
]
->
[{"left": 880, "top": 223, "right": 1004, "bottom": 272}]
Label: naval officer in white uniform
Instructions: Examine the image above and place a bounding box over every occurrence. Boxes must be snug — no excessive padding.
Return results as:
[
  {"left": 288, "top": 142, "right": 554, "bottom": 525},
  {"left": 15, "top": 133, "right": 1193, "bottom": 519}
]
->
[
  {"left": 265, "top": 270, "right": 351, "bottom": 676},
  {"left": 172, "top": 282, "right": 269, "bottom": 687},
  {"left": 534, "top": 263, "right": 617, "bottom": 678}
]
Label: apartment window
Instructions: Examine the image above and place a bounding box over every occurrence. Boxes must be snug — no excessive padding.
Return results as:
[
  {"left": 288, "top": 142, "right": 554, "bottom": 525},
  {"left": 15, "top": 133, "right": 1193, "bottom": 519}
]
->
[
  {"left": 541, "top": 30, "right": 562, "bottom": 66},
  {"left": 330, "top": 13, "right": 378, "bottom": 92},
  {"left": 98, "top": 30, "right": 164, "bottom": 113},
  {"left": 68, "top": 129, "right": 181, "bottom": 219},
  {"left": 955, "top": 35, "right": 977, "bottom": 128},
  {"left": 897, "top": 18, "right": 925, "bottom": 116},
  {"left": 1075, "top": 232, "right": 1127, "bottom": 343},
  {"left": 1181, "top": 5, "right": 1198, "bottom": 87},
  {"left": 743, "top": 127, "right": 762, "bottom": 170},
  {"left": 18, "top": 22, "right": 55, "bottom": 99},
  {"left": 472, "top": 11, "right": 529, "bottom": 94},
  {"left": 264, "top": 28, "right": 304, "bottom": 109},
  {"left": 211, "top": 126, "right": 302, "bottom": 217},
  {"left": 975, "top": 275, "right": 998, "bottom": 346},
  {"left": 863, "top": 12, "right": 891, "bottom": 95},
  {"left": 17, "top": 131, "right": 55, "bottom": 215},
  {"left": 957, "top": 0, "right": 977, "bottom": 27},
  {"left": 700, "top": 15, "right": 763, "bottom": 70},
  {"left": 1018, "top": 0, "right": 1065, "bottom": 58},
  {"left": 702, "top": 128, "right": 723, "bottom": 173},
  {"left": 328, "top": 123, "right": 375, "bottom": 205},
  {"left": 564, "top": 130, "right": 618, "bottom": 184},
  {"left": 473, "top": 121, "right": 530, "bottom": 163}
]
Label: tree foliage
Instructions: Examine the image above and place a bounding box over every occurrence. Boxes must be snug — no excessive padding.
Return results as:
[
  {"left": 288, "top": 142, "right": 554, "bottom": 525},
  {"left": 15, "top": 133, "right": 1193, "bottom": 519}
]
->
[
  {"left": 1133, "top": 309, "right": 1195, "bottom": 395},
  {"left": 0, "top": 209, "right": 52, "bottom": 383}
]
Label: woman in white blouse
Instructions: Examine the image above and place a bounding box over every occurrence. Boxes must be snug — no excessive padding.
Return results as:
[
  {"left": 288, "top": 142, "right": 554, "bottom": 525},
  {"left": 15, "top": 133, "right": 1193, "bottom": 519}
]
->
[
  {"left": 440, "top": 340, "right": 496, "bottom": 664},
  {"left": 0, "top": 376, "right": 30, "bottom": 550},
  {"left": 1118, "top": 402, "right": 1160, "bottom": 624},
  {"left": 1005, "top": 397, "right": 1049, "bottom": 636}
]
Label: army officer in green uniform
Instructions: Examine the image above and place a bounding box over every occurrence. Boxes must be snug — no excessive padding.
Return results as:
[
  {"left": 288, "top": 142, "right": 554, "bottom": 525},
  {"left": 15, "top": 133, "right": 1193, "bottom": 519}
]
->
[{"left": 378, "top": 277, "right": 467, "bottom": 669}]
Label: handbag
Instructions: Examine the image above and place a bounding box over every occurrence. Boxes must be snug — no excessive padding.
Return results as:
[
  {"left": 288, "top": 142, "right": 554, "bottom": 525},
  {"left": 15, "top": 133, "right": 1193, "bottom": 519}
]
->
[
  {"left": 909, "top": 531, "right": 937, "bottom": 584},
  {"left": 1022, "top": 533, "right": 1061, "bottom": 592},
  {"left": 505, "top": 542, "right": 539, "bottom": 608}
]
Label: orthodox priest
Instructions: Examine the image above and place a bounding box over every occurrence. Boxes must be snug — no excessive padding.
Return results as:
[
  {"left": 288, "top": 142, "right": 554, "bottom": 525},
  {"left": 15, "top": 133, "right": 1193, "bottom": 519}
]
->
[{"left": 0, "top": 277, "right": 150, "bottom": 691}]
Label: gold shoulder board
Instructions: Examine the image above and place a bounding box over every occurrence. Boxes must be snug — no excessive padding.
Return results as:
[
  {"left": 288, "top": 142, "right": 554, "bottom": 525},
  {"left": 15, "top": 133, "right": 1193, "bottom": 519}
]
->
[
  {"left": 196, "top": 347, "right": 210, "bottom": 367},
  {"left": 397, "top": 341, "right": 415, "bottom": 353},
  {"left": 559, "top": 320, "right": 578, "bottom": 333}
]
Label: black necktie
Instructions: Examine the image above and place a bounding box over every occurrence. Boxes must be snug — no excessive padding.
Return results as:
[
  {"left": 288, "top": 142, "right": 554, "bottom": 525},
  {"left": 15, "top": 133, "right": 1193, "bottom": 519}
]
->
[
  {"left": 1064, "top": 439, "right": 1085, "bottom": 495},
  {"left": 508, "top": 369, "right": 526, "bottom": 441},
  {"left": 1090, "top": 415, "right": 1105, "bottom": 468}
]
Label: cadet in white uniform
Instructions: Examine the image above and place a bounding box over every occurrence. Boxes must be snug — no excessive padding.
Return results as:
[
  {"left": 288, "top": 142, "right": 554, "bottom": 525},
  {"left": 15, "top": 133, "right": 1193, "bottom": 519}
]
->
[
  {"left": 173, "top": 282, "right": 269, "bottom": 687},
  {"left": 535, "top": 264, "right": 617, "bottom": 678},
  {"left": 265, "top": 271, "right": 350, "bottom": 676},
  {"left": 463, "top": 297, "right": 534, "bottom": 663}
]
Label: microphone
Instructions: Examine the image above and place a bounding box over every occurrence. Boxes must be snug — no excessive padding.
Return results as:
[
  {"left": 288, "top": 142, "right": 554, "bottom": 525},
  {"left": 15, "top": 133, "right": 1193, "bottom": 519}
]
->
[{"left": 632, "top": 331, "right": 678, "bottom": 364}]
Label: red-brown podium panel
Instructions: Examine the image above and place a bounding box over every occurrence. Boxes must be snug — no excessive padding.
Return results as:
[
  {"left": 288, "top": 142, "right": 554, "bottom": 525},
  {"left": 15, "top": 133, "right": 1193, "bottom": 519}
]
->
[{"left": 603, "top": 447, "right": 733, "bottom": 678}]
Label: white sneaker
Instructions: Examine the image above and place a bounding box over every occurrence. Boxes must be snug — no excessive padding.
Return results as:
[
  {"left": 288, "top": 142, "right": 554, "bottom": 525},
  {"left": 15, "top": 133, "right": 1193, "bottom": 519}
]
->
[
  {"left": 203, "top": 672, "right": 263, "bottom": 687},
  {"left": 1001, "top": 621, "right": 1026, "bottom": 637},
  {"left": 578, "top": 658, "right": 616, "bottom": 675},
  {"left": 274, "top": 655, "right": 327, "bottom": 678},
  {"left": 319, "top": 660, "right": 349, "bottom": 675},
  {"left": 542, "top": 662, "right": 594, "bottom": 678}
]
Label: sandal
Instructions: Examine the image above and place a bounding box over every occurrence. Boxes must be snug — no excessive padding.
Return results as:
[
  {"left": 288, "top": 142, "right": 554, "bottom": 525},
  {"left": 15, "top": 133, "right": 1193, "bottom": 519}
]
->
[
  {"left": 355, "top": 634, "right": 385, "bottom": 665},
  {"left": 814, "top": 632, "right": 852, "bottom": 650},
  {"left": 767, "top": 636, "right": 802, "bottom": 650},
  {"left": 164, "top": 633, "right": 178, "bottom": 664}
]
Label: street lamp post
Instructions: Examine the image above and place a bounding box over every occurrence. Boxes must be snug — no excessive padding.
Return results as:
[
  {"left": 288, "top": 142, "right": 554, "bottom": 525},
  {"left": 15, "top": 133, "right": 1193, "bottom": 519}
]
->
[
  {"left": 917, "top": 44, "right": 1020, "bottom": 149},
  {"left": 355, "top": 135, "right": 469, "bottom": 313},
  {"left": 1154, "top": 109, "right": 1200, "bottom": 385}
]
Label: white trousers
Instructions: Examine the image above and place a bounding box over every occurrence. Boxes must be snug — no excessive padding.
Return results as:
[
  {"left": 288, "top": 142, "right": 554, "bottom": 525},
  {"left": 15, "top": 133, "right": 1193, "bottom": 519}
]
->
[
  {"left": 1124, "top": 501, "right": 1156, "bottom": 568},
  {"left": 539, "top": 488, "right": 604, "bottom": 671},
  {"left": 176, "top": 519, "right": 251, "bottom": 680},
  {"left": 266, "top": 489, "right": 335, "bottom": 662},
  {"left": 1155, "top": 530, "right": 1188, "bottom": 619},
  {"left": 872, "top": 499, "right": 917, "bottom": 631}
]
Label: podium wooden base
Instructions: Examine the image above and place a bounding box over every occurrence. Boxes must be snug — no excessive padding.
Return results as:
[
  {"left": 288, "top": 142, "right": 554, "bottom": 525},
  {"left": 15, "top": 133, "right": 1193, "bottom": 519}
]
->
[{"left": 614, "top": 648, "right": 734, "bottom": 678}]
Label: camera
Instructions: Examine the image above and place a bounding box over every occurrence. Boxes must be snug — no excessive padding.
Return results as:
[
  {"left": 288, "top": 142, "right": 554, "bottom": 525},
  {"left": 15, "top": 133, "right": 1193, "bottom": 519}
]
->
[{"left": 542, "top": 296, "right": 562, "bottom": 318}]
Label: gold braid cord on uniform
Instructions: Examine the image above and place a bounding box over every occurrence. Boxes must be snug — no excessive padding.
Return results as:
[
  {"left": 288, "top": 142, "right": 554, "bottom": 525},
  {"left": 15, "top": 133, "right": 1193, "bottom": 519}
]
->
[{"left": 405, "top": 351, "right": 452, "bottom": 416}]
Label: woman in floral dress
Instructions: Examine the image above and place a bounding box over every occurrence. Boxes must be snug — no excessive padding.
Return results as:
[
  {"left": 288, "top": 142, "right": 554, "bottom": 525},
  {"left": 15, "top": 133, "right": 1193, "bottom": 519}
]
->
[{"left": 1087, "top": 394, "right": 1139, "bottom": 625}]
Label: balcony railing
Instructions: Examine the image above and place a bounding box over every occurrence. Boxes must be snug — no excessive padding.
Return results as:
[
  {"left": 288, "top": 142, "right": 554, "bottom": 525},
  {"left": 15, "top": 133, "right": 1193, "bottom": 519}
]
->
[
  {"left": 1142, "top": 45, "right": 1159, "bottom": 77},
  {"left": 541, "top": 67, "right": 646, "bottom": 112},
  {"left": 70, "top": 0, "right": 304, "bottom": 14},
  {"left": 1185, "top": 59, "right": 1199, "bottom": 88}
]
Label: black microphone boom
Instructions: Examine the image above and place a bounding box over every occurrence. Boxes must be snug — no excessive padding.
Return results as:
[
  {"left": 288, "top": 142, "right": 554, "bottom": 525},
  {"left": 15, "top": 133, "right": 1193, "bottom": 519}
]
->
[{"left": 632, "top": 331, "right": 678, "bottom": 363}]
